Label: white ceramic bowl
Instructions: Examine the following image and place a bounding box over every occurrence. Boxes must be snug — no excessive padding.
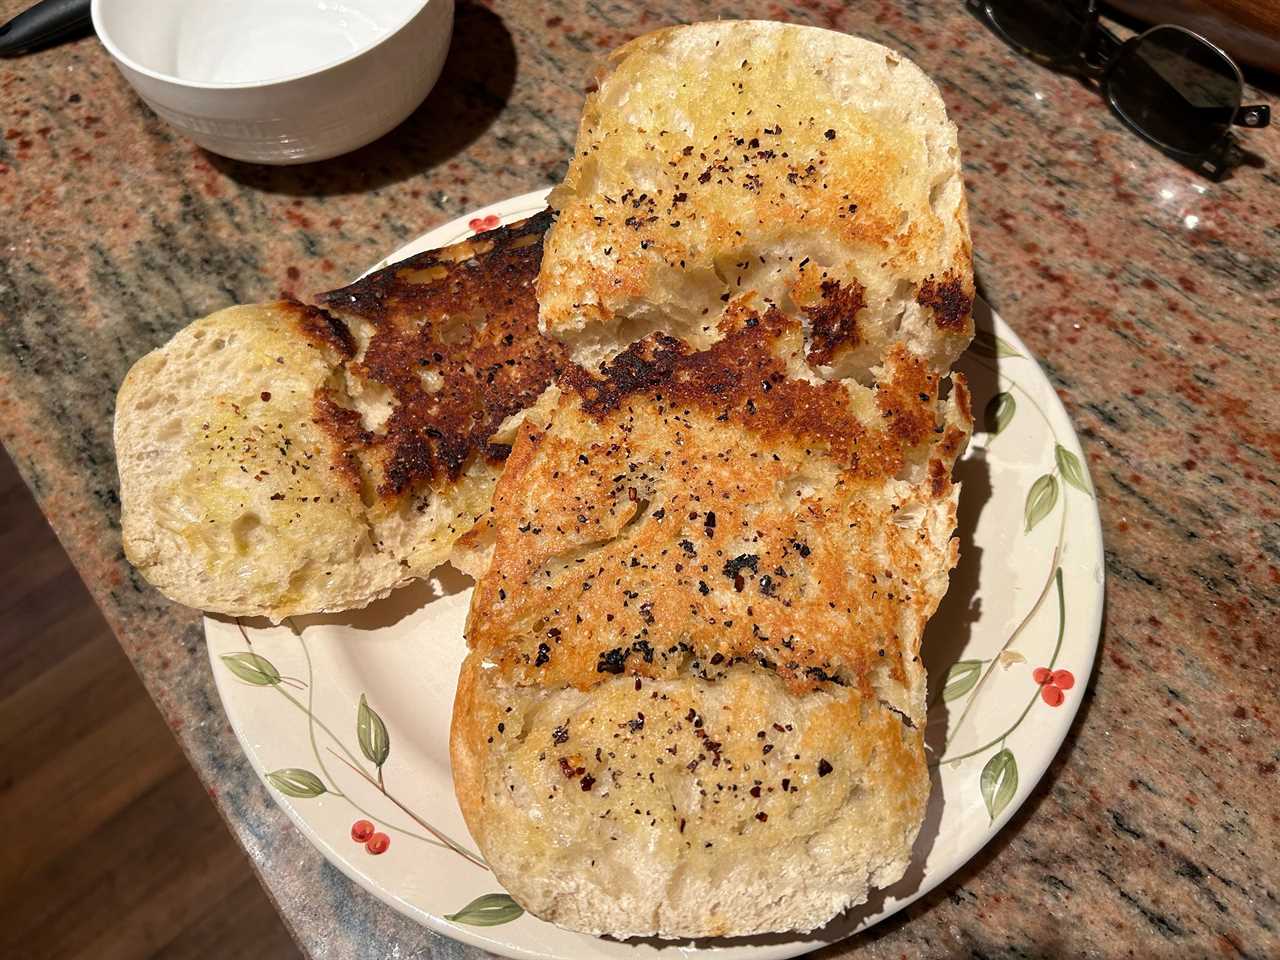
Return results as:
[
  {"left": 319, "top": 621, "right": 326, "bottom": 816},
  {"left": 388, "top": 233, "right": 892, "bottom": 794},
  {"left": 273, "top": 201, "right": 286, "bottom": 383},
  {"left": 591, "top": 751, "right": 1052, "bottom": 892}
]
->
[{"left": 91, "top": 0, "right": 454, "bottom": 164}]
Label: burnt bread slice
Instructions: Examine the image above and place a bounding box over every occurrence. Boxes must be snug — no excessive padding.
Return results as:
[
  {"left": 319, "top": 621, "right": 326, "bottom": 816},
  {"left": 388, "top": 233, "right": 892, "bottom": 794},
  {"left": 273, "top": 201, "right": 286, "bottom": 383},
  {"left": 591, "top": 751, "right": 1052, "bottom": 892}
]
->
[{"left": 116, "top": 214, "right": 565, "bottom": 620}]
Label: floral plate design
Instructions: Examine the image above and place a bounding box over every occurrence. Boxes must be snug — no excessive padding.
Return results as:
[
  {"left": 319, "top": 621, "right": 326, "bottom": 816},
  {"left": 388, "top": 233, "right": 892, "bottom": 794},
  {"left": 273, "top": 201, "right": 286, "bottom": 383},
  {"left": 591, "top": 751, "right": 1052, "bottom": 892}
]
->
[{"left": 205, "top": 189, "right": 1105, "bottom": 960}]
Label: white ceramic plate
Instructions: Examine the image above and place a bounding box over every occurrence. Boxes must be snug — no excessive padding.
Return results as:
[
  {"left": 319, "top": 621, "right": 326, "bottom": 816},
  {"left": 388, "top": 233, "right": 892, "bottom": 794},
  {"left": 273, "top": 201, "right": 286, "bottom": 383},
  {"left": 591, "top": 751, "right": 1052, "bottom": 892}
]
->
[{"left": 207, "top": 190, "right": 1105, "bottom": 960}]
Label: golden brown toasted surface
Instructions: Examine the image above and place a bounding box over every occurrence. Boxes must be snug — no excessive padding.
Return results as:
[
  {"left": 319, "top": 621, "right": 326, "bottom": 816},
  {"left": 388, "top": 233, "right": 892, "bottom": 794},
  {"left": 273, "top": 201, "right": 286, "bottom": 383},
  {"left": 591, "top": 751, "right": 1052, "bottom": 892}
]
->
[
  {"left": 453, "top": 22, "right": 977, "bottom": 935},
  {"left": 451, "top": 656, "right": 927, "bottom": 937},
  {"left": 315, "top": 211, "right": 568, "bottom": 500},
  {"left": 538, "top": 21, "right": 974, "bottom": 378},
  {"left": 467, "top": 308, "right": 970, "bottom": 711},
  {"left": 454, "top": 307, "right": 970, "bottom": 936}
]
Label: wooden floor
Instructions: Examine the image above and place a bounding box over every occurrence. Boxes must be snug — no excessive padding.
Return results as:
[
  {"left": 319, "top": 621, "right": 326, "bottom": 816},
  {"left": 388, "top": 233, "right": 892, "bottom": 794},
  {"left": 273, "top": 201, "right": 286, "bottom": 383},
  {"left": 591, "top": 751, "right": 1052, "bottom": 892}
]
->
[{"left": 0, "top": 450, "right": 302, "bottom": 960}]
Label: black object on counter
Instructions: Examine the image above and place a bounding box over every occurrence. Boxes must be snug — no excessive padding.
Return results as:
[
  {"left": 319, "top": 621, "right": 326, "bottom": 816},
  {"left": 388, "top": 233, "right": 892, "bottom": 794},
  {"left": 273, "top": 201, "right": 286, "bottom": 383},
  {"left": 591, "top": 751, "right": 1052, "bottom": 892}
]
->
[
  {"left": 0, "top": 0, "right": 92, "bottom": 57},
  {"left": 968, "top": 0, "right": 1270, "bottom": 179}
]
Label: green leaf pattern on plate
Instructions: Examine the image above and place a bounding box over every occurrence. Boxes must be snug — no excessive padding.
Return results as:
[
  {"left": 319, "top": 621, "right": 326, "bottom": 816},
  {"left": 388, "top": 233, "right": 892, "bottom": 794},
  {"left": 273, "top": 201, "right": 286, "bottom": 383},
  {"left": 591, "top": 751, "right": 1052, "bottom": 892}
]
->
[
  {"left": 1055, "top": 443, "right": 1092, "bottom": 496},
  {"left": 221, "top": 652, "right": 282, "bottom": 686},
  {"left": 943, "top": 660, "right": 983, "bottom": 702},
  {"left": 947, "top": 332, "right": 1089, "bottom": 829},
  {"left": 972, "top": 329, "right": 1022, "bottom": 359},
  {"left": 267, "top": 768, "right": 327, "bottom": 798},
  {"left": 358, "top": 694, "right": 391, "bottom": 768},
  {"left": 1023, "top": 473, "right": 1059, "bottom": 532},
  {"left": 446, "top": 893, "right": 525, "bottom": 926},
  {"left": 980, "top": 749, "right": 1019, "bottom": 821},
  {"left": 984, "top": 391, "right": 1016, "bottom": 435}
]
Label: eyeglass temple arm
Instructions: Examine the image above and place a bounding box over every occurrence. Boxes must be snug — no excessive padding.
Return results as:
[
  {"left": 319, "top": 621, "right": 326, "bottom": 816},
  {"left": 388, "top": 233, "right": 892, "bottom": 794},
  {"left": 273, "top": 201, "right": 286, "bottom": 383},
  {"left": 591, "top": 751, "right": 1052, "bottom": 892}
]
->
[
  {"left": 1089, "top": 24, "right": 1122, "bottom": 66},
  {"left": 1191, "top": 103, "right": 1270, "bottom": 127},
  {"left": 1234, "top": 104, "right": 1270, "bottom": 128}
]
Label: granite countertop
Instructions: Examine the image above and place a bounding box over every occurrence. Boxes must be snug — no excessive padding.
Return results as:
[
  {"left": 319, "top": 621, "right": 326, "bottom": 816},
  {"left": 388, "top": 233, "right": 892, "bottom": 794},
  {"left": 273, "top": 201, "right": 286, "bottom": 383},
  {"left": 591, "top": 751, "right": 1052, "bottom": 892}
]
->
[{"left": 2, "top": 0, "right": 1278, "bottom": 956}]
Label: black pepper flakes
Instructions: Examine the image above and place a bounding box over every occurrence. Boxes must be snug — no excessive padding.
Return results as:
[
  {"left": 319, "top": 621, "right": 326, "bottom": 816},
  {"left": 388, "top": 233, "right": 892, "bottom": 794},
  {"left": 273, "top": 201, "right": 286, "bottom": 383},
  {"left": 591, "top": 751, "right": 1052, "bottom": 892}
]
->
[
  {"left": 722, "top": 554, "right": 759, "bottom": 581},
  {"left": 597, "top": 647, "right": 630, "bottom": 674},
  {"left": 818, "top": 758, "right": 833, "bottom": 777}
]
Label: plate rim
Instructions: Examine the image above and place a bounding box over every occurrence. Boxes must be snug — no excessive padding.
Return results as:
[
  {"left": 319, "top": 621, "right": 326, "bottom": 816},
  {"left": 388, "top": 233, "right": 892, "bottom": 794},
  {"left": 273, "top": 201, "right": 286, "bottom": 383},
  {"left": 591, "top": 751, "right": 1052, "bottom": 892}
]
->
[{"left": 206, "top": 189, "right": 1105, "bottom": 960}]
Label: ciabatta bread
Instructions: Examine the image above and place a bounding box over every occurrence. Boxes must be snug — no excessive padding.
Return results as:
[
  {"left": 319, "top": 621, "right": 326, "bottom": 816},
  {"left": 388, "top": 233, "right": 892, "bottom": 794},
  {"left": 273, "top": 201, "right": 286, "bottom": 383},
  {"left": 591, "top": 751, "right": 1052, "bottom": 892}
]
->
[
  {"left": 453, "top": 308, "right": 971, "bottom": 938},
  {"left": 538, "top": 21, "right": 973, "bottom": 376},
  {"left": 116, "top": 214, "right": 565, "bottom": 620},
  {"left": 455, "top": 20, "right": 976, "bottom": 939}
]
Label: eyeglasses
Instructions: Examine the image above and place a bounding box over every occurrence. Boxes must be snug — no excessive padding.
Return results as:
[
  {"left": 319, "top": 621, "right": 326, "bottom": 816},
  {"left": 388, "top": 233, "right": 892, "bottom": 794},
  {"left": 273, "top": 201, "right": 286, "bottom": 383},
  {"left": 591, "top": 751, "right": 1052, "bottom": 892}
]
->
[{"left": 967, "top": 0, "right": 1270, "bottom": 180}]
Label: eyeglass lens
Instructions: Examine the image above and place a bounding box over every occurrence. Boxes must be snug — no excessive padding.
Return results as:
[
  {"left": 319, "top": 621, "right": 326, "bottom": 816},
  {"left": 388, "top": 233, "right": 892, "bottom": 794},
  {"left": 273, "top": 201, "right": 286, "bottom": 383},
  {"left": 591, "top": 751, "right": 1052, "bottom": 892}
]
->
[
  {"left": 981, "top": 0, "right": 1093, "bottom": 63},
  {"left": 1106, "top": 26, "right": 1241, "bottom": 155}
]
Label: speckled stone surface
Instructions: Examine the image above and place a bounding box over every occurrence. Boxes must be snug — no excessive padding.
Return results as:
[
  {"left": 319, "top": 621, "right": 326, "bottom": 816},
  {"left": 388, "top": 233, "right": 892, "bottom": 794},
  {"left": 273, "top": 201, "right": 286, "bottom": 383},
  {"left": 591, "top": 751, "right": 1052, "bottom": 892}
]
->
[{"left": 2, "top": 1, "right": 1278, "bottom": 956}]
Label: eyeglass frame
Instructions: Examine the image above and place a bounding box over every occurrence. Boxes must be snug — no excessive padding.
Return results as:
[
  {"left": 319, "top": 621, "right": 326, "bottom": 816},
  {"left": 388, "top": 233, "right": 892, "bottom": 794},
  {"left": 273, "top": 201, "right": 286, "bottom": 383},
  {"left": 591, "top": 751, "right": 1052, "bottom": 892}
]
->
[{"left": 967, "top": 0, "right": 1271, "bottom": 180}]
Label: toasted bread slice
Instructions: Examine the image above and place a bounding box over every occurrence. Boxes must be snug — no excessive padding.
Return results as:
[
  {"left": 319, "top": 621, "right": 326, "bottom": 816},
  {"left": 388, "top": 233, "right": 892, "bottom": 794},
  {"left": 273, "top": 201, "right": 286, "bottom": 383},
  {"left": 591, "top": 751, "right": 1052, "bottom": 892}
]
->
[
  {"left": 538, "top": 21, "right": 973, "bottom": 376},
  {"left": 453, "top": 307, "right": 971, "bottom": 937},
  {"left": 313, "top": 211, "right": 566, "bottom": 581},
  {"left": 115, "top": 300, "right": 399, "bottom": 619},
  {"left": 116, "top": 214, "right": 565, "bottom": 620}
]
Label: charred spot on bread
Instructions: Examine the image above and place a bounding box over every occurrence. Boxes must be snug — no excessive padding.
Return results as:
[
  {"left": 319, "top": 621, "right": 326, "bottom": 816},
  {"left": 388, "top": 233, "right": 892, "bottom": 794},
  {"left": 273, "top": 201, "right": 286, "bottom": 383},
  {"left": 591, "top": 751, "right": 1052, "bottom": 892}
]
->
[
  {"left": 313, "top": 212, "right": 568, "bottom": 500},
  {"left": 562, "top": 308, "right": 951, "bottom": 485},
  {"left": 289, "top": 299, "right": 357, "bottom": 358},
  {"left": 916, "top": 272, "right": 973, "bottom": 332},
  {"left": 803, "top": 278, "right": 866, "bottom": 367}
]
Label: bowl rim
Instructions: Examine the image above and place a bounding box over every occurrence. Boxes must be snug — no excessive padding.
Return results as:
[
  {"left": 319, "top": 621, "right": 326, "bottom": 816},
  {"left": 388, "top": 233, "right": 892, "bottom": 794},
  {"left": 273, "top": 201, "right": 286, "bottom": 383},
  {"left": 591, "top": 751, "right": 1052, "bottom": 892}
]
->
[{"left": 90, "top": 0, "right": 435, "bottom": 91}]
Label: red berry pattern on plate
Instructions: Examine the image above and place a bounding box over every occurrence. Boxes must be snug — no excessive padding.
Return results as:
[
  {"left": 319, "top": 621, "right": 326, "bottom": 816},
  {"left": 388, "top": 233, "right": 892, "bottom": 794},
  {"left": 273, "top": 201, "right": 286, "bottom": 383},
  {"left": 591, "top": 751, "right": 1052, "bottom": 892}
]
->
[
  {"left": 1033, "top": 667, "right": 1075, "bottom": 707},
  {"left": 366, "top": 832, "right": 390, "bottom": 855},
  {"left": 351, "top": 819, "right": 375, "bottom": 843},
  {"left": 467, "top": 214, "right": 501, "bottom": 233}
]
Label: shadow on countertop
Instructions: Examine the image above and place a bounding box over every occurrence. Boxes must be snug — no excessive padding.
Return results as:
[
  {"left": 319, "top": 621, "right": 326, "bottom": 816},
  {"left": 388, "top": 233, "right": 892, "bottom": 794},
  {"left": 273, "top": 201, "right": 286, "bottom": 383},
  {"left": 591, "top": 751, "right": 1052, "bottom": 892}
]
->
[{"left": 207, "top": 1, "right": 516, "bottom": 197}]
